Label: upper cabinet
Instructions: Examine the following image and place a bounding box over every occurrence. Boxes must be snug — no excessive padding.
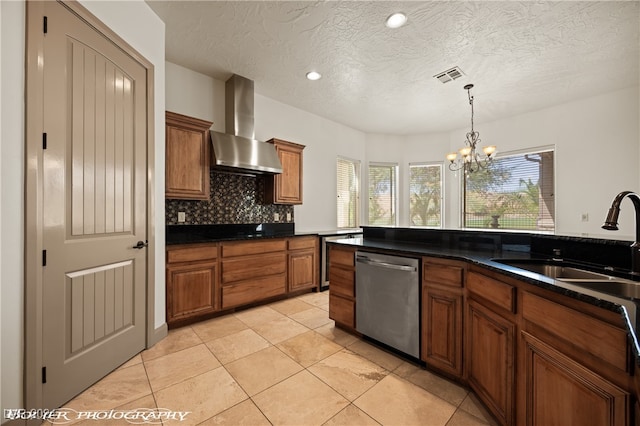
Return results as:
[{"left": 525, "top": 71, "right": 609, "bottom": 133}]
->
[
  {"left": 264, "top": 138, "right": 305, "bottom": 205},
  {"left": 165, "top": 111, "right": 213, "bottom": 200}
]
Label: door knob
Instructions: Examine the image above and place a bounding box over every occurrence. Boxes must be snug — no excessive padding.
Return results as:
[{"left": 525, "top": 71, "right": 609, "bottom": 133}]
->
[{"left": 133, "top": 240, "right": 148, "bottom": 249}]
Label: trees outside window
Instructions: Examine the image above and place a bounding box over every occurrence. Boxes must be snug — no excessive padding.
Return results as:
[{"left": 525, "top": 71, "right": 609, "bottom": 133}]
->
[
  {"left": 409, "top": 163, "right": 442, "bottom": 227},
  {"left": 368, "top": 163, "right": 397, "bottom": 226}
]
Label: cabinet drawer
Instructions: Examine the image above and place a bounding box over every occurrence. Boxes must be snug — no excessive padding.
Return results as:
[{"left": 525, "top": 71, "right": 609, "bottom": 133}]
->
[
  {"left": 221, "top": 274, "right": 286, "bottom": 309},
  {"left": 423, "top": 261, "right": 464, "bottom": 288},
  {"left": 329, "top": 267, "right": 355, "bottom": 298},
  {"left": 467, "top": 271, "right": 515, "bottom": 313},
  {"left": 288, "top": 236, "right": 317, "bottom": 250},
  {"left": 222, "top": 253, "right": 286, "bottom": 284},
  {"left": 522, "top": 292, "right": 629, "bottom": 372},
  {"left": 221, "top": 239, "right": 286, "bottom": 257},
  {"left": 329, "top": 294, "right": 355, "bottom": 328},
  {"left": 330, "top": 246, "right": 355, "bottom": 267},
  {"left": 167, "top": 245, "right": 217, "bottom": 264}
]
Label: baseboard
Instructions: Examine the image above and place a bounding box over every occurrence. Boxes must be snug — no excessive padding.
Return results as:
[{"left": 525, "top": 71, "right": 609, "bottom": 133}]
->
[{"left": 147, "top": 322, "right": 168, "bottom": 348}]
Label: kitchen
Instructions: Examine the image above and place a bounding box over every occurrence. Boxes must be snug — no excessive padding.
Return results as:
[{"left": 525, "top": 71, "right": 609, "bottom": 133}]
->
[{"left": 1, "top": 1, "right": 639, "bottom": 425}]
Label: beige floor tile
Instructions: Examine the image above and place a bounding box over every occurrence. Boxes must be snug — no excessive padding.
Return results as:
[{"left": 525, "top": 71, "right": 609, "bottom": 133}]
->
[
  {"left": 233, "top": 305, "right": 284, "bottom": 327},
  {"left": 154, "top": 367, "right": 247, "bottom": 425},
  {"left": 398, "top": 364, "right": 469, "bottom": 407},
  {"left": 318, "top": 302, "right": 329, "bottom": 311},
  {"left": 205, "top": 328, "right": 271, "bottom": 364},
  {"left": 63, "top": 364, "right": 151, "bottom": 412},
  {"left": 141, "top": 326, "right": 203, "bottom": 362},
  {"left": 252, "top": 315, "right": 310, "bottom": 344},
  {"left": 191, "top": 315, "right": 248, "bottom": 342},
  {"left": 299, "top": 291, "right": 330, "bottom": 307},
  {"left": 253, "top": 370, "right": 349, "bottom": 426},
  {"left": 315, "top": 323, "right": 360, "bottom": 347},
  {"left": 347, "top": 339, "right": 405, "bottom": 371},
  {"left": 323, "top": 404, "right": 381, "bottom": 426},
  {"left": 308, "top": 350, "right": 388, "bottom": 401},
  {"left": 200, "top": 399, "right": 271, "bottom": 425},
  {"left": 354, "top": 374, "right": 456, "bottom": 426},
  {"left": 446, "top": 409, "right": 491, "bottom": 426},
  {"left": 270, "top": 298, "right": 315, "bottom": 315},
  {"left": 458, "top": 393, "right": 499, "bottom": 426},
  {"left": 117, "top": 353, "right": 142, "bottom": 370},
  {"left": 144, "top": 344, "right": 221, "bottom": 392},
  {"left": 289, "top": 306, "right": 333, "bottom": 329},
  {"left": 277, "top": 331, "right": 343, "bottom": 367},
  {"left": 225, "top": 346, "right": 303, "bottom": 396}
]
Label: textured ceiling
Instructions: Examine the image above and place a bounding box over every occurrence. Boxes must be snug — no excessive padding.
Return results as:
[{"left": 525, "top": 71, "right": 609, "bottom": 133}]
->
[{"left": 146, "top": 1, "right": 640, "bottom": 135}]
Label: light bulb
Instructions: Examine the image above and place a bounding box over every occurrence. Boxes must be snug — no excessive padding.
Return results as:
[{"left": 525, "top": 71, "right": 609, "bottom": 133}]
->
[
  {"left": 483, "top": 145, "right": 496, "bottom": 156},
  {"left": 459, "top": 147, "right": 472, "bottom": 157},
  {"left": 446, "top": 153, "right": 458, "bottom": 162}
]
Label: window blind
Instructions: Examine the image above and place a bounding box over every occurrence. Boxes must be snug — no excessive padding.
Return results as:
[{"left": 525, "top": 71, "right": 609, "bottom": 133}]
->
[
  {"left": 337, "top": 157, "right": 360, "bottom": 229},
  {"left": 409, "top": 163, "right": 442, "bottom": 227},
  {"left": 368, "top": 163, "right": 397, "bottom": 226}
]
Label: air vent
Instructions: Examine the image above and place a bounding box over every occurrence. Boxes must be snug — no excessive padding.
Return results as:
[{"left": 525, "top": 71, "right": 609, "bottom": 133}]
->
[{"left": 434, "top": 67, "right": 465, "bottom": 84}]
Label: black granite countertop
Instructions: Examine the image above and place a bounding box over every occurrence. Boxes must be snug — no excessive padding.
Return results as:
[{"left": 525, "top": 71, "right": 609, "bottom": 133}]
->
[
  {"left": 166, "top": 223, "right": 318, "bottom": 245},
  {"left": 328, "top": 228, "right": 640, "bottom": 364}
]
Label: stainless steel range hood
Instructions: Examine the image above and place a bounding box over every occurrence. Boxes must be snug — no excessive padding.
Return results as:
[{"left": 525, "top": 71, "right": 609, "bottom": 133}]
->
[{"left": 210, "top": 74, "right": 282, "bottom": 174}]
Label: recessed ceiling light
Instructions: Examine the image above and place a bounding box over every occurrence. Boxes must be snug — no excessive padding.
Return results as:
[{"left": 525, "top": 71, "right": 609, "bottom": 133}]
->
[
  {"left": 385, "top": 12, "right": 407, "bottom": 29},
  {"left": 306, "top": 71, "right": 322, "bottom": 81}
]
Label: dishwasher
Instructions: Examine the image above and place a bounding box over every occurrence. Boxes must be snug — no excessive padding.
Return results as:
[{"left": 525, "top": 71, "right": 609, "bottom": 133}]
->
[{"left": 355, "top": 251, "right": 420, "bottom": 358}]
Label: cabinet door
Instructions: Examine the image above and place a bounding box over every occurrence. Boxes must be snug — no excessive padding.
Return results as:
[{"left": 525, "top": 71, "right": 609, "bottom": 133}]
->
[
  {"left": 166, "top": 261, "right": 217, "bottom": 323},
  {"left": 521, "top": 331, "right": 629, "bottom": 426},
  {"left": 422, "top": 286, "right": 463, "bottom": 377},
  {"left": 265, "top": 138, "right": 304, "bottom": 204},
  {"left": 288, "top": 249, "right": 316, "bottom": 292},
  {"left": 466, "top": 298, "right": 515, "bottom": 426},
  {"left": 165, "top": 111, "right": 212, "bottom": 200},
  {"left": 329, "top": 294, "right": 355, "bottom": 328}
]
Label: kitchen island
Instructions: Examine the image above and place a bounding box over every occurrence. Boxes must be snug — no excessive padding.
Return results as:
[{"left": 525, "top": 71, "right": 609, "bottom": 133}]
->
[{"left": 328, "top": 226, "right": 640, "bottom": 426}]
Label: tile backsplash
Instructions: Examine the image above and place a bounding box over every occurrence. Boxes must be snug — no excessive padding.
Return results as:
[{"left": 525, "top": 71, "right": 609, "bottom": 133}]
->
[{"left": 165, "top": 171, "right": 293, "bottom": 225}]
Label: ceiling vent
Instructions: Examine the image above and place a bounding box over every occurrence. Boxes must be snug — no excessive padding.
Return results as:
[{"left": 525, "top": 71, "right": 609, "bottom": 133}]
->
[{"left": 434, "top": 67, "right": 465, "bottom": 84}]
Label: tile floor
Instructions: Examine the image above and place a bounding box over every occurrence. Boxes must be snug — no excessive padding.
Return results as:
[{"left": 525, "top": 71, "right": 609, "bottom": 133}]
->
[{"left": 55, "top": 291, "right": 498, "bottom": 426}]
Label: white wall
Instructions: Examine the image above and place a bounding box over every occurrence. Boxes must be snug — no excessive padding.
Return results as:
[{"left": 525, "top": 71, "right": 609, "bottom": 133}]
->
[
  {"left": 165, "top": 62, "right": 368, "bottom": 232},
  {"left": 376, "top": 88, "right": 639, "bottom": 240},
  {"left": 0, "top": 0, "right": 165, "bottom": 417}
]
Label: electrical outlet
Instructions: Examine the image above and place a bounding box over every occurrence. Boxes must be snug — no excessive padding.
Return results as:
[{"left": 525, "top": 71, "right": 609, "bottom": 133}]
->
[
  {"left": 177, "top": 212, "right": 186, "bottom": 223},
  {"left": 581, "top": 213, "right": 589, "bottom": 222},
  {"left": 286, "top": 212, "right": 291, "bottom": 222},
  {"left": 274, "top": 212, "right": 279, "bottom": 222}
]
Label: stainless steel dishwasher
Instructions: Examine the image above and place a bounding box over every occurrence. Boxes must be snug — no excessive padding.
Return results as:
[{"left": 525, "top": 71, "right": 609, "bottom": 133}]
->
[{"left": 355, "top": 251, "right": 420, "bottom": 358}]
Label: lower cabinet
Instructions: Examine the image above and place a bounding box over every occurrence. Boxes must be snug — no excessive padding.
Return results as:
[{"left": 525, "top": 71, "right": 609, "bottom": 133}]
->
[
  {"left": 521, "top": 331, "right": 629, "bottom": 426},
  {"left": 166, "top": 244, "right": 219, "bottom": 325},
  {"left": 327, "top": 245, "right": 356, "bottom": 329},
  {"left": 287, "top": 236, "right": 318, "bottom": 292},
  {"left": 466, "top": 298, "right": 515, "bottom": 426}
]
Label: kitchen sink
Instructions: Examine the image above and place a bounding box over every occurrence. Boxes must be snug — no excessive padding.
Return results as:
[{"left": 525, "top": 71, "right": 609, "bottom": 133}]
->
[
  {"left": 493, "top": 258, "right": 640, "bottom": 300},
  {"left": 493, "top": 259, "right": 613, "bottom": 280}
]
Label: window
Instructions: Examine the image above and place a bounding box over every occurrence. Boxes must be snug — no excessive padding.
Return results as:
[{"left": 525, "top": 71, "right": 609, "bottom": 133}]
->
[
  {"left": 409, "top": 163, "right": 442, "bottom": 227},
  {"left": 337, "top": 157, "right": 360, "bottom": 229},
  {"left": 463, "top": 148, "right": 555, "bottom": 232},
  {"left": 368, "top": 163, "right": 398, "bottom": 226}
]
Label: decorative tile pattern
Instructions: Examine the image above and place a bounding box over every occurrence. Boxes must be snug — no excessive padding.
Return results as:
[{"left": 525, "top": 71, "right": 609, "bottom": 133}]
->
[{"left": 166, "top": 171, "right": 293, "bottom": 225}]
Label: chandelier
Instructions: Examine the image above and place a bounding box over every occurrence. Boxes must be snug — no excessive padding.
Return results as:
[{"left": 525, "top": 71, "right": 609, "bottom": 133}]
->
[{"left": 446, "top": 84, "right": 496, "bottom": 173}]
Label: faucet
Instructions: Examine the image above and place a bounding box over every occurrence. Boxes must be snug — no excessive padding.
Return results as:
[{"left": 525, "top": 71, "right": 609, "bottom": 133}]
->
[{"left": 602, "top": 191, "right": 640, "bottom": 274}]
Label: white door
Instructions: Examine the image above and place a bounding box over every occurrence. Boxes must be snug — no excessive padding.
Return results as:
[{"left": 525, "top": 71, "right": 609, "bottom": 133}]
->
[{"left": 40, "top": 1, "right": 148, "bottom": 408}]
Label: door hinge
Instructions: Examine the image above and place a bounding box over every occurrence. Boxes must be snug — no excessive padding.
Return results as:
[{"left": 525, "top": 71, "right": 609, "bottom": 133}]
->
[
  {"left": 42, "top": 250, "right": 47, "bottom": 266},
  {"left": 42, "top": 366, "right": 47, "bottom": 384},
  {"left": 43, "top": 133, "right": 47, "bottom": 150},
  {"left": 43, "top": 16, "right": 48, "bottom": 34}
]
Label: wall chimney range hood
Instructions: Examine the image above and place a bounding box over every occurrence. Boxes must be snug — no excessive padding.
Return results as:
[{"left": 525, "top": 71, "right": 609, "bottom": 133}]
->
[{"left": 210, "top": 74, "right": 283, "bottom": 174}]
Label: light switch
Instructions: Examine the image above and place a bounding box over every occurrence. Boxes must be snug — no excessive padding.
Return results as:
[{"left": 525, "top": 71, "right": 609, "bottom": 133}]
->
[
  {"left": 177, "top": 212, "right": 186, "bottom": 223},
  {"left": 274, "top": 212, "right": 280, "bottom": 222},
  {"left": 286, "top": 212, "right": 291, "bottom": 222}
]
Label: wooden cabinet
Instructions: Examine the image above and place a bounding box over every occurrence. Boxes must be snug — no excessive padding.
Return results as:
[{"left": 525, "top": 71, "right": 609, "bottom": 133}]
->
[
  {"left": 465, "top": 270, "right": 517, "bottom": 426},
  {"left": 220, "top": 239, "right": 287, "bottom": 309},
  {"left": 264, "top": 138, "right": 304, "bottom": 204},
  {"left": 466, "top": 297, "right": 516, "bottom": 426},
  {"left": 421, "top": 257, "right": 465, "bottom": 378},
  {"left": 520, "top": 331, "right": 629, "bottom": 426},
  {"left": 328, "top": 245, "right": 356, "bottom": 329},
  {"left": 287, "top": 236, "right": 318, "bottom": 292},
  {"left": 165, "top": 111, "right": 213, "bottom": 200},
  {"left": 166, "top": 244, "right": 219, "bottom": 325}
]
